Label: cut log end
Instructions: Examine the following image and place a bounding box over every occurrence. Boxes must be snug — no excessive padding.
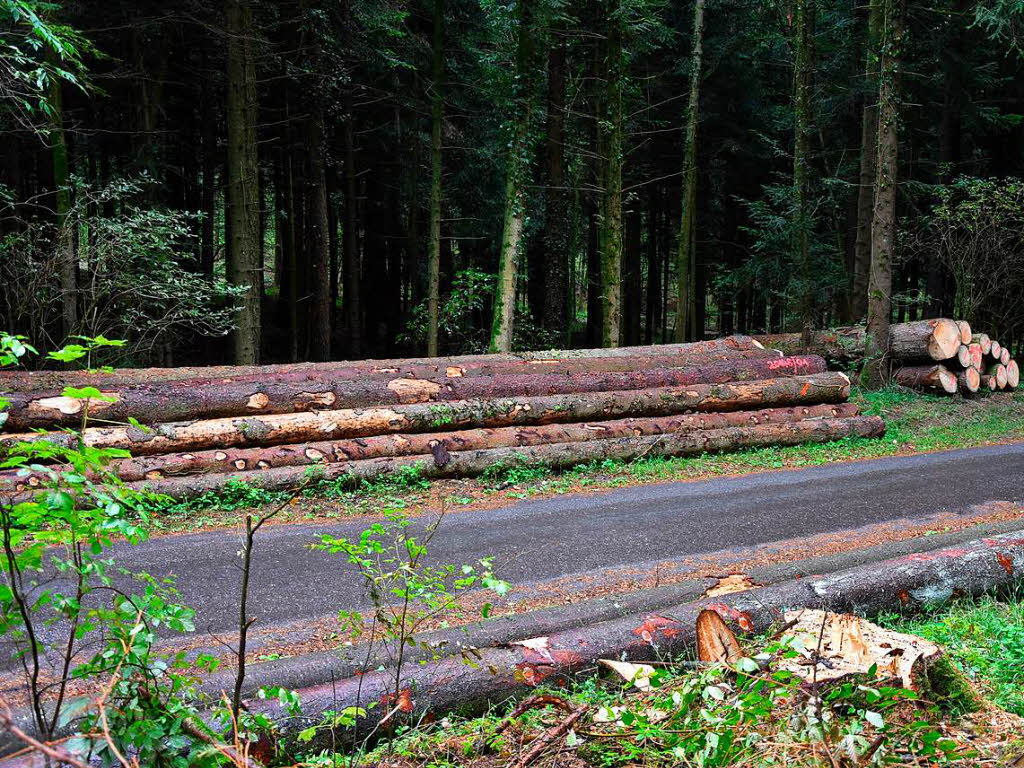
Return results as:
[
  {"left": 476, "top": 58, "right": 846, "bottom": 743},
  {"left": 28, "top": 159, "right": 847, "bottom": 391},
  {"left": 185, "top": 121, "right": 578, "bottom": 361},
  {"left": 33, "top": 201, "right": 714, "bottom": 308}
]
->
[
  {"left": 971, "top": 333, "right": 992, "bottom": 355},
  {"left": 928, "top": 319, "right": 964, "bottom": 361},
  {"left": 1007, "top": 360, "right": 1019, "bottom": 389},
  {"left": 893, "top": 365, "right": 958, "bottom": 395},
  {"left": 955, "top": 345, "right": 972, "bottom": 369},
  {"left": 957, "top": 368, "right": 980, "bottom": 394},
  {"left": 955, "top": 320, "right": 972, "bottom": 345}
]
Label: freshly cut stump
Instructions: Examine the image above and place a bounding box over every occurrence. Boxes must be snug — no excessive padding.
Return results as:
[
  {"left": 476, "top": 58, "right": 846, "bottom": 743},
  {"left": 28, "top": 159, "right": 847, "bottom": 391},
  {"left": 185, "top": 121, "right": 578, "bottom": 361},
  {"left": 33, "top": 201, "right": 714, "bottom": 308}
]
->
[{"left": 893, "top": 365, "right": 958, "bottom": 394}]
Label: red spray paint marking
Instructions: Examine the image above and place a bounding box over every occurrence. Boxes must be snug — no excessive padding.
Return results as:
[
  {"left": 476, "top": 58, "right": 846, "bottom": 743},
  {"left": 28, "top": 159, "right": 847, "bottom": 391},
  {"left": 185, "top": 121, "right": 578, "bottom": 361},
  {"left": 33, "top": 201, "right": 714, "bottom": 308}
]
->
[
  {"left": 632, "top": 614, "right": 685, "bottom": 644},
  {"left": 996, "top": 552, "right": 1015, "bottom": 576},
  {"left": 705, "top": 602, "right": 755, "bottom": 632}
]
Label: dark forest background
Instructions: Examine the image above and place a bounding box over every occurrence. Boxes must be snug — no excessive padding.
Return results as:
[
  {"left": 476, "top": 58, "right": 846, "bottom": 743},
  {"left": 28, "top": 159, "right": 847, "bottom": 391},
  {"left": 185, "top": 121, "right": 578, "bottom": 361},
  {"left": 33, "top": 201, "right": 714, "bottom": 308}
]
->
[{"left": 2, "top": 0, "right": 1024, "bottom": 368}]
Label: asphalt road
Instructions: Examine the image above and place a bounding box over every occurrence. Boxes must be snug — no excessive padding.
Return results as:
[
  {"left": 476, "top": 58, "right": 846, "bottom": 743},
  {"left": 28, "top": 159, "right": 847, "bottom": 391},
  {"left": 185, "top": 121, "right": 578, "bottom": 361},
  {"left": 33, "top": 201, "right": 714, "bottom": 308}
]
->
[{"left": 99, "top": 442, "right": 1024, "bottom": 639}]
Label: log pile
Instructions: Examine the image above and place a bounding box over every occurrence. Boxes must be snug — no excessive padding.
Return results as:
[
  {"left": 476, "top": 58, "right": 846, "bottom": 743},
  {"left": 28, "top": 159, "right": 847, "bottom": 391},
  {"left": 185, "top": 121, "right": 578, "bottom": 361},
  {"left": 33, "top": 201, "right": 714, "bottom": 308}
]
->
[
  {"left": 758, "top": 319, "right": 1019, "bottom": 396},
  {"left": 0, "top": 335, "right": 883, "bottom": 499}
]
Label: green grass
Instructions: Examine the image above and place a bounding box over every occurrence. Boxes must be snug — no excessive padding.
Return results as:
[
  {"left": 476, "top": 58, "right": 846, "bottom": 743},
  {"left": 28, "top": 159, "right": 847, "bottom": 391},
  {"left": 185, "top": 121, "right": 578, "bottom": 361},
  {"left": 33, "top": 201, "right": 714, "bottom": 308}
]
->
[{"left": 880, "top": 591, "right": 1024, "bottom": 716}]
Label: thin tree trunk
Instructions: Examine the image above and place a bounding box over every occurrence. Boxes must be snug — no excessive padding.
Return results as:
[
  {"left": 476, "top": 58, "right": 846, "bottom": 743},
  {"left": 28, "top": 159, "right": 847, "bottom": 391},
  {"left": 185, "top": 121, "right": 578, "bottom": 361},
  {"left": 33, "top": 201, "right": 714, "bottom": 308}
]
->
[
  {"left": 225, "top": 0, "right": 261, "bottom": 364},
  {"left": 852, "top": 0, "right": 882, "bottom": 321},
  {"left": 542, "top": 42, "right": 569, "bottom": 343},
  {"left": 49, "top": 74, "right": 76, "bottom": 339},
  {"left": 675, "top": 0, "right": 705, "bottom": 342},
  {"left": 489, "top": 0, "right": 536, "bottom": 353},
  {"left": 427, "top": 0, "right": 444, "bottom": 356},
  {"left": 793, "top": 0, "right": 815, "bottom": 343},
  {"left": 863, "top": 0, "right": 904, "bottom": 386},
  {"left": 601, "top": 1, "right": 624, "bottom": 348},
  {"left": 307, "top": 109, "right": 332, "bottom": 361},
  {"left": 342, "top": 0, "right": 361, "bottom": 358}
]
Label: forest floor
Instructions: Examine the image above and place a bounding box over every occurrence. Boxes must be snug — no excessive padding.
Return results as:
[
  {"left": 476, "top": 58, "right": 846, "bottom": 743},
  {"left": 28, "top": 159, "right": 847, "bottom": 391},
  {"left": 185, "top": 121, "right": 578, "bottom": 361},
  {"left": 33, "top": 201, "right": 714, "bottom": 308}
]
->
[
  {"left": 309, "top": 592, "right": 1024, "bottom": 767},
  {"left": 150, "top": 387, "right": 1024, "bottom": 533}
]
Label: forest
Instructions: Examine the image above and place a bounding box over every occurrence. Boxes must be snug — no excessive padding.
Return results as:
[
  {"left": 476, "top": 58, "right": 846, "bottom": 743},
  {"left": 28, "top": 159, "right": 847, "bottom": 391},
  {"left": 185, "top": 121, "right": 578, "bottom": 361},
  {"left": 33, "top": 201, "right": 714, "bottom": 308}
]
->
[{"left": 2, "top": 0, "right": 1024, "bottom": 369}]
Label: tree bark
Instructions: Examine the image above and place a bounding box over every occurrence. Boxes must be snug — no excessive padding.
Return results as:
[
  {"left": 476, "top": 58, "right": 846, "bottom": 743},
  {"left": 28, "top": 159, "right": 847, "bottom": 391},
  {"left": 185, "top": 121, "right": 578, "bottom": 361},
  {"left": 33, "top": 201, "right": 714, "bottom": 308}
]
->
[
  {"left": 489, "top": 0, "right": 536, "bottom": 353},
  {"left": 117, "top": 416, "right": 881, "bottom": 498},
  {"left": 426, "top": 0, "right": 444, "bottom": 357},
  {"left": 861, "top": 0, "right": 904, "bottom": 387},
  {"left": 0, "top": 335, "right": 777, "bottom": 392},
  {"left": 3, "top": 355, "right": 827, "bottom": 430},
  {"left": 342, "top": 0, "right": 362, "bottom": 357},
  {"left": 3, "top": 372, "right": 852, "bottom": 455},
  {"left": 306, "top": 108, "right": 332, "bottom": 361},
  {"left": 675, "top": 0, "right": 705, "bottom": 343},
  {"left": 30, "top": 403, "right": 857, "bottom": 484},
  {"left": 542, "top": 42, "right": 569, "bottom": 343},
  {"left": 601, "top": 0, "right": 624, "bottom": 348},
  {"left": 756, "top": 319, "right": 960, "bottom": 364},
  {"left": 225, "top": 0, "right": 262, "bottom": 364},
  {"left": 49, "top": 73, "right": 77, "bottom": 340},
  {"left": 892, "top": 365, "right": 957, "bottom": 394},
  {"left": 852, "top": 0, "right": 882, "bottom": 321},
  {"left": 793, "top": 0, "right": 815, "bottom": 342}
]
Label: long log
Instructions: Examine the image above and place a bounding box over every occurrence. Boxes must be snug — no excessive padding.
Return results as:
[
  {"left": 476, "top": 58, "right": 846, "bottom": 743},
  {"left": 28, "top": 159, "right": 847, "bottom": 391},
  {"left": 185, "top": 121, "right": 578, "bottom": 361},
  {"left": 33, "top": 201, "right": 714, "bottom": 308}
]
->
[
  {"left": 1, "top": 355, "right": 827, "bottom": 431},
  {"left": 987, "top": 363, "right": 1008, "bottom": 390},
  {"left": 955, "top": 320, "right": 972, "bottom": 345},
  {"left": 755, "top": 319, "right": 961, "bottom": 364},
  {"left": 892, "top": 365, "right": 958, "bottom": 394},
  {"left": 0, "top": 373, "right": 853, "bottom": 457},
  {"left": 0, "top": 404, "right": 862, "bottom": 487},
  {"left": 971, "top": 333, "right": 991, "bottom": 355},
  {"left": 1007, "top": 360, "right": 1019, "bottom": 389},
  {"left": 121, "top": 416, "right": 885, "bottom": 498},
  {"left": 0, "top": 337, "right": 774, "bottom": 393},
  {"left": 956, "top": 367, "right": 980, "bottom": 394}
]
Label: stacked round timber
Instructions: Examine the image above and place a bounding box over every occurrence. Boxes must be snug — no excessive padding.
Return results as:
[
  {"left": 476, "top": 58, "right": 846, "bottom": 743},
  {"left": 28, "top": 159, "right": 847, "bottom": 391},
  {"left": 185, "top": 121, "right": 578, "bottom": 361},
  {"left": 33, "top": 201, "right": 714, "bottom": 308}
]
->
[
  {"left": 990, "top": 340, "right": 1002, "bottom": 361},
  {"left": 755, "top": 319, "right": 961, "bottom": 364},
  {"left": 893, "top": 365, "right": 958, "bottom": 394},
  {"left": 987, "top": 364, "right": 1008, "bottom": 390},
  {"left": 1007, "top": 360, "right": 1020, "bottom": 389},
  {"left": 0, "top": 336, "right": 776, "bottom": 394},
  {"left": 980, "top": 374, "right": 998, "bottom": 391},
  {"left": 1000, "top": 347, "right": 1011, "bottom": 366},
  {"left": 118, "top": 416, "right": 886, "bottom": 499},
  {"left": 955, "top": 320, "right": 972, "bottom": 345},
  {"left": 967, "top": 343, "right": 983, "bottom": 371},
  {"left": 956, "top": 367, "right": 981, "bottom": 394},
  {"left": 0, "top": 372, "right": 852, "bottom": 456},
  {"left": 1, "top": 355, "right": 827, "bottom": 431},
  {"left": 0, "top": 403, "right": 862, "bottom": 488},
  {"left": 952, "top": 345, "right": 972, "bottom": 369},
  {"left": 971, "top": 334, "right": 992, "bottom": 355}
]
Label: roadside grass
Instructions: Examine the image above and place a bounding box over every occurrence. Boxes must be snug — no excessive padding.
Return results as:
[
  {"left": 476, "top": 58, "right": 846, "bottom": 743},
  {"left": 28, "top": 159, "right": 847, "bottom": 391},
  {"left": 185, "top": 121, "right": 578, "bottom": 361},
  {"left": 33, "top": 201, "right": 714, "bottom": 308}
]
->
[
  {"left": 150, "top": 388, "right": 1024, "bottom": 530},
  {"left": 304, "top": 592, "right": 1024, "bottom": 767}
]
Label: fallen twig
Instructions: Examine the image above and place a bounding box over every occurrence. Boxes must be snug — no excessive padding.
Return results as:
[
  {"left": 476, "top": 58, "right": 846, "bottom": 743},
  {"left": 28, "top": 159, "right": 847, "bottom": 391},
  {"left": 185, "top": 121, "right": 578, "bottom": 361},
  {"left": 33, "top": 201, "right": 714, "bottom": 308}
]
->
[{"left": 515, "top": 704, "right": 589, "bottom": 768}]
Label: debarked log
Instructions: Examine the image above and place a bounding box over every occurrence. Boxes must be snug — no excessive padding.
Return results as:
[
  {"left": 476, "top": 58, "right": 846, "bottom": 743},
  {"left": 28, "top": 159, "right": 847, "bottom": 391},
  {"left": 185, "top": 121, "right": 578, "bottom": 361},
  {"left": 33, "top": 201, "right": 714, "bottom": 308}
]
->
[
  {"left": 0, "top": 372, "right": 852, "bottom": 456},
  {"left": 119, "top": 415, "right": 884, "bottom": 498},
  {"left": 1, "top": 355, "right": 827, "bottom": 430}
]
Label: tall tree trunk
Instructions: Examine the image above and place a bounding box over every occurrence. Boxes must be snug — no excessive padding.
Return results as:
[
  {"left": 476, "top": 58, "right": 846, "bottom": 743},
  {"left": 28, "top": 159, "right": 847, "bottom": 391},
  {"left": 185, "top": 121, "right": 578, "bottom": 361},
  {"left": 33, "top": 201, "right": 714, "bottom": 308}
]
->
[
  {"left": 675, "top": 0, "right": 705, "bottom": 342},
  {"left": 863, "top": 0, "right": 904, "bottom": 387},
  {"left": 343, "top": 0, "right": 362, "bottom": 357},
  {"left": 225, "top": 0, "right": 261, "bottom": 364},
  {"left": 49, "top": 74, "right": 76, "bottom": 340},
  {"left": 200, "top": 50, "right": 217, "bottom": 279},
  {"left": 306, "top": 110, "right": 332, "bottom": 361},
  {"left": 645, "top": 188, "right": 662, "bottom": 344},
  {"left": 542, "top": 42, "right": 569, "bottom": 343},
  {"left": 427, "top": 0, "right": 444, "bottom": 357},
  {"left": 793, "top": 0, "right": 815, "bottom": 344},
  {"left": 601, "top": 1, "right": 624, "bottom": 348},
  {"left": 489, "top": 0, "right": 536, "bottom": 353},
  {"left": 852, "top": 0, "right": 882, "bottom": 321}
]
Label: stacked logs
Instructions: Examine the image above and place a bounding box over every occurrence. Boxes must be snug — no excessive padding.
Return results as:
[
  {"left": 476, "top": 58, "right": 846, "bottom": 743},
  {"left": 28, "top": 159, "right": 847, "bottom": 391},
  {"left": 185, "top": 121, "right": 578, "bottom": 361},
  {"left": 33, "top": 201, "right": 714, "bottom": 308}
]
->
[
  {"left": 758, "top": 319, "right": 1019, "bottom": 396},
  {"left": 0, "top": 336, "right": 884, "bottom": 499}
]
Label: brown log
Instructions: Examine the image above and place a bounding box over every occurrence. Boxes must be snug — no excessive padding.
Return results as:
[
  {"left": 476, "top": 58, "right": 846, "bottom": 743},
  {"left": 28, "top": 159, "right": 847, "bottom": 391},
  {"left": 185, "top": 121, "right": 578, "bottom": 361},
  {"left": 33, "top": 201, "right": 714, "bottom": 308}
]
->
[
  {"left": 971, "top": 333, "right": 991, "bottom": 355},
  {"left": 755, "top": 319, "right": 961, "bottom": 364},
  {"left": 0, "top": 373, "right": 852, "bottom": 457},
  {"left": 892, "top": 365, "right": 958, "bottom": 394},
  {"left": 119, "top": 416, "right": 885, "bottom": 498},
  {"left": 980, "top": 374, "right": 998, "bottom": 392},
  {"left": 955, "top": 320, "right": 972, "bottom": 345},
  {"left": 0, "top": 337, "right": 774, "bottom": 393},
  {"left": 956, "top": 368, "right": 980, "bottom": 394},
  {"left": 0, "top": 404, "right": 862, "bottom": 487},
  {"left": 987, "top": 364, "right": 1008, "bottom": 390},
  {"left": 1007, "top": 360, "right": 1019, "bottom": 389},
  {"left": 889, "top": 319, "right": 962, "bottom": 362},
  {"left": 952, "top": 344, "right": 972, "bottom": 369},
  {"left": 0, "top": 355, "right": 828, "bottom": 431},
  {"left": 990, "top": 340, "right": 1002, "bottom": 361}
]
